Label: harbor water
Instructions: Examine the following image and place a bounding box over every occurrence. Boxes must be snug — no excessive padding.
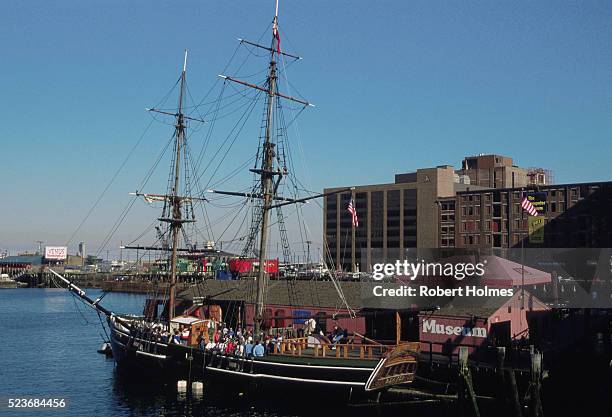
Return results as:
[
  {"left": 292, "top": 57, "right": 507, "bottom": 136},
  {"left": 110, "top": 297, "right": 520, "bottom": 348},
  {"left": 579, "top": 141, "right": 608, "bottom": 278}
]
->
[{"left": 0, "top": 288, "right": 311, "bottom": 417}]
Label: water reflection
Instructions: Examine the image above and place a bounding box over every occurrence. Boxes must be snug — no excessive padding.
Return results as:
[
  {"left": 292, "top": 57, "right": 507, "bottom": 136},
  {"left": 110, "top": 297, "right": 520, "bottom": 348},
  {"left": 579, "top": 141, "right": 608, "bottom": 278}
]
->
[{"left": 110, "top": 371, "right": 304, "bottom": 417}]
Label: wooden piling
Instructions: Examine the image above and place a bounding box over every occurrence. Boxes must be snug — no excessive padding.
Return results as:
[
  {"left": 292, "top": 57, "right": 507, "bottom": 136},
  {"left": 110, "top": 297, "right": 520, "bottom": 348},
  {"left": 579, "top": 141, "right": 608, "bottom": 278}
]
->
[
  {"left": 496, "top": 347, "right": 507, "bottom": 410},
  {"left": 458, "top": 346, "right": 480, "bottom": 417},
  {"left": 528, "top": 351, "right": 543, "bottom": 417},
  {"left": 496, "top": 346, "right": 522, "bottom": 417},
  {"left": 506, "top": 366, "right": 523, "bottom": 417}
]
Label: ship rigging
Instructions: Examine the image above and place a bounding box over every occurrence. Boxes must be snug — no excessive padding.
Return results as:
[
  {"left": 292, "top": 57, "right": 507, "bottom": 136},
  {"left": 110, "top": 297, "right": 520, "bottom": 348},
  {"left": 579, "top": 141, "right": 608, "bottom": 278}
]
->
[{"left": 49, "top": 0, "right": 419, "bottom": 402}]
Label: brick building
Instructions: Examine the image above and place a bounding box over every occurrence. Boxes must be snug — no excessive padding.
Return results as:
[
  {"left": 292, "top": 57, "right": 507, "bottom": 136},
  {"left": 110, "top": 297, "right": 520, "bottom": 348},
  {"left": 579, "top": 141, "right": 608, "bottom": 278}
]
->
[
  {"left": 439, "top": 181, "right": 612, "bottom": 249},
  {"left": 456, "top": 154, "right": 549, "bottom": 189},
  {"left": 324, "top": 154, "right": 610, "bottom": 271}
]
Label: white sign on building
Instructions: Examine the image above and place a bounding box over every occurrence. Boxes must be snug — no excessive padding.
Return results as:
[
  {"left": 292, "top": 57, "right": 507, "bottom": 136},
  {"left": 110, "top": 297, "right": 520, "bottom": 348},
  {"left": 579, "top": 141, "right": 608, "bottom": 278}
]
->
[
  {"left": 422, "top": 319, "right": 487, "bottom": 338},
  {"left": 45, "top": 246, "right": 68, "bottom": 260}
]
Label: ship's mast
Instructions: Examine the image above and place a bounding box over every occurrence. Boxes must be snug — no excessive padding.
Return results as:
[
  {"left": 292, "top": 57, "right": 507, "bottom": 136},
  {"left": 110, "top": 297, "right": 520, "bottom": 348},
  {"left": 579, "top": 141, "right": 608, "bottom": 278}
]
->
[
  {"left": 254, "top": 5, "right": 280, "bottom": 335},
  {"left": 215, "top": 0, "right": 319, "bottom": 333},
  {"left": 168, "top": 50, "right": 188, "bottom": 322}
]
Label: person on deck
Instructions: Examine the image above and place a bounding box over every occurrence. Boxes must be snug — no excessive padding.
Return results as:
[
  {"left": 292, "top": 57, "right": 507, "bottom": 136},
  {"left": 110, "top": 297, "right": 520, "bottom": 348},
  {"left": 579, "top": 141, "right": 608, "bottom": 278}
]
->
[
  {"left": 236, "top": 336, "right": 245, "bottom": 356},
  {"left": 245, "top": 337, "right": 254, "bottom": 358},
  {"left": 304, "top": 317, "right": 316, "bottom": 336},
  {"left": 160, "top": 329, "right": 169, "bottom": 343},
  {"left": 331, "top": 326, "right": 344, "bottom": 349},
  {"left": 181, "top": 327, "right": 190, "bottom": 345},
  {"left": 217, "top": 337, "right": 226, "bottom": 353},
  {"left": 253, "top": 340, "right": 265, "bottom": 357},
  {"left": 269, "top": 336, "right": 278, "bottom": 354},
  {"left": 225, "top": 338, "right": 235, "bottom": 355},
  {"left": 172, "top": 330, "right": 181, "bottom": 344},
  {"left": 196, "top": 332, "right": 206, "bottom": 349}
]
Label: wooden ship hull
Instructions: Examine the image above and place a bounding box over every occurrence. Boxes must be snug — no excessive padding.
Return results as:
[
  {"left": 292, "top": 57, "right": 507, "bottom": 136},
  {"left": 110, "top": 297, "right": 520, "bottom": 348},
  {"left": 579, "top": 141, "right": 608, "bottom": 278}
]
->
[{"left": 108, "top": 316, "right": 420, "bottom": 401}]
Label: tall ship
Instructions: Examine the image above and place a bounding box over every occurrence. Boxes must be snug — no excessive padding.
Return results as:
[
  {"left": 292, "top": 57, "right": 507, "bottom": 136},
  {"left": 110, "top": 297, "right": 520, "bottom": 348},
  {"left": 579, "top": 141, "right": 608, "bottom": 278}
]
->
[
  {"left": 44, "top": 2, "right": 611, "bottom": 415},
  {"left": 51, "top": 0, "right": 419, "bottom": 402}
]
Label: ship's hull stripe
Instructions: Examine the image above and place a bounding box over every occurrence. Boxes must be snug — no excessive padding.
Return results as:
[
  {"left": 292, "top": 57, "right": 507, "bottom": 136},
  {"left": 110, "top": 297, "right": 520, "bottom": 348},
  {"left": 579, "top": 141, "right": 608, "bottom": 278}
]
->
[
  {"left": 215, "top": 354, "right": 374, "bottom": 371},
  {"left": 206, "top": 366, "right": 366, "bottom": 386},
  {"left": 136, "top": 350, "right": 167, "bottom": 359}
]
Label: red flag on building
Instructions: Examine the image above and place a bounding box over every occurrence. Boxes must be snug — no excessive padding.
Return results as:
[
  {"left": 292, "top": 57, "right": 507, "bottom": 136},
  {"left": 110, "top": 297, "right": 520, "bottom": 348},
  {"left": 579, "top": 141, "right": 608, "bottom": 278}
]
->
[
  {"left": 347, "top": 198, "right": 359, "bottom": 227},
  {"left": 521, "top": 197, "right": 538, "bottom": 216}
]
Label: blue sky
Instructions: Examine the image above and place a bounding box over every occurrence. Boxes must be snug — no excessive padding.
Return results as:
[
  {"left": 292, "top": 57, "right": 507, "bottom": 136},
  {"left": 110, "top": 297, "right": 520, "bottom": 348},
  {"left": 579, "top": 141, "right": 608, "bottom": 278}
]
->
[{"left": 1, "top": 1, "right": 611, "bottom": 256}]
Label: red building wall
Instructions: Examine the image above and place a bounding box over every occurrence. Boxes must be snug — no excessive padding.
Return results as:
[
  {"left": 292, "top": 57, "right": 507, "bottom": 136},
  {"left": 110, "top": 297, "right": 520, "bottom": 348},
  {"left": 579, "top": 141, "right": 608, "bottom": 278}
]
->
[
  {"left": 418, "top": 291, "right": 549, "bottom": 354},
  {"left": 244, "top": 303, "right": 366, "bottom": 336}
]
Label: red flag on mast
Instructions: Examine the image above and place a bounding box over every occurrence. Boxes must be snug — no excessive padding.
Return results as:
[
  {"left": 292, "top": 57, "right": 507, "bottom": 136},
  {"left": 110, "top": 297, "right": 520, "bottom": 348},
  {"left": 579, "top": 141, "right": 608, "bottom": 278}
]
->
[{"left": 273, "top": 26, "right": 281, "bottom": 54}]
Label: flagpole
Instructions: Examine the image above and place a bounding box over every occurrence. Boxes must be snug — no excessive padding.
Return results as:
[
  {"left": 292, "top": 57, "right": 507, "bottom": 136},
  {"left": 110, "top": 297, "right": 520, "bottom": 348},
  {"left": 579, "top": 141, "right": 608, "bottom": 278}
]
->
[
  {"left": 351, "top": 191, "right": 356, "bottom": 273},
  {"left": 521, "top": 188, "right": 525, "bottom": 310}
]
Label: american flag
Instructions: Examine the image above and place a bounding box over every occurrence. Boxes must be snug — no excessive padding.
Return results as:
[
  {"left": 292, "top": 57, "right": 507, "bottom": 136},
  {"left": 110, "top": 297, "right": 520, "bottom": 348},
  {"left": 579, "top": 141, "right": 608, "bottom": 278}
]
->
[
  {"left": 521, "top": 197, "right": 538, "bottom": 216},
  {"left": 347, "top": 198, "right": 359, "bottom": 227}
]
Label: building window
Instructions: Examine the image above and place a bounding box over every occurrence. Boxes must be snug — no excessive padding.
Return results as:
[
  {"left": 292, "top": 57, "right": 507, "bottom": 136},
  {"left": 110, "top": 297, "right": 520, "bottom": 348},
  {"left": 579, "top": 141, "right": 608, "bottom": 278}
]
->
[
  {"left": 493, "top": 234, "right": 502, "bottom": 247},
  {"left": 492, "top": 220, "right": 501, "bottom": 232}
]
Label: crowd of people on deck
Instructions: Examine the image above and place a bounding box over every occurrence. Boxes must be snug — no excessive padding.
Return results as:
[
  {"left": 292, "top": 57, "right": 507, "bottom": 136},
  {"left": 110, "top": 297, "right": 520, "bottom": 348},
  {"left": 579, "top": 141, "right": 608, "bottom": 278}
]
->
[
  {"left": 194, "top": 325, "right": 282, "bottom": 358},
  {"left": 130, "top": 319, "right": 350, "bottom": 358}
]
